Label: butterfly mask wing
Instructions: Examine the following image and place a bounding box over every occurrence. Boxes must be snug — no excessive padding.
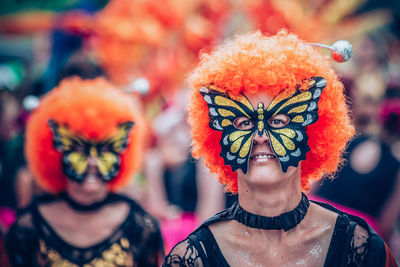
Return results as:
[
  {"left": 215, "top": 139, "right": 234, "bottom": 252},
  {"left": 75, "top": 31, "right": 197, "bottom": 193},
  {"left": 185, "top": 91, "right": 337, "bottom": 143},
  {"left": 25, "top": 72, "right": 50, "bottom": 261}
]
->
[
  {"left": 97, "top": 121, "right": 134, "bottom": 181},
  {"left": 200, "top": 85, "right": 257, "bottom": 173},
  {"left": 264, "top": 77, "right": 327, "bottom": 172},
  {"left": 48, "top": 120, "right": 90, "bottom": 182}
]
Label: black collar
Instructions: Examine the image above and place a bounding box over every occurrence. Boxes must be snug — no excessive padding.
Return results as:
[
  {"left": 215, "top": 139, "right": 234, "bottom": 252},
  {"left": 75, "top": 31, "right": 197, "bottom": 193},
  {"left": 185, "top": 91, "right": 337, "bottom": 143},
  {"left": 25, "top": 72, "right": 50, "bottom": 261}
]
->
[
  {"left": 58, "top": 192, "right": 117, "bottom": 212},
  {"left": 232, "top": 193, "right": 310, "bottom": 231}
]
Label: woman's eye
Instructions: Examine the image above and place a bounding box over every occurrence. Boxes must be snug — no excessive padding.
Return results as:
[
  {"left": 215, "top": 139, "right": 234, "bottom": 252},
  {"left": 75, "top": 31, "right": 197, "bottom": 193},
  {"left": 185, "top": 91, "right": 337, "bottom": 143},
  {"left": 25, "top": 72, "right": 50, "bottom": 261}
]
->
[
  {"left": 98, "top": 144, "right": 113, "bottom": 154},
  {"left": 234, "top": 117, "right": 254, "bottom": 130},
  {"left": 268, "top": 114, "right": 290, "bottom": 128},
  {"left": 74, "top": 146, "right": 85, "bottom": 153},
  {"left": 271, "top": 119, "right": 283, "bottom": 125}
]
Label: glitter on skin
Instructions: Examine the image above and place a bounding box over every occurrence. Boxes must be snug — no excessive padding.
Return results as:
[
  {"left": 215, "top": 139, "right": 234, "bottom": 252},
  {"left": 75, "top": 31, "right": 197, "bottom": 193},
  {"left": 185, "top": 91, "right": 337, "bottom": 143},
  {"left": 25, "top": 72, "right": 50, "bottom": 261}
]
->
[
  {"left": 238, "top": 250, "right": 254, "bottom": 266},
  {"left": 237, "top": 250, "right": 264, "bottom": 267},
  {"left": 308, "top": 242, "right": 323, "bottom": 257},
  {"left": 296, "top": 259, "right": 306, "bottom": 265},
  {"left": 270, "top": 250, "right": 278, "bottom": 257}
]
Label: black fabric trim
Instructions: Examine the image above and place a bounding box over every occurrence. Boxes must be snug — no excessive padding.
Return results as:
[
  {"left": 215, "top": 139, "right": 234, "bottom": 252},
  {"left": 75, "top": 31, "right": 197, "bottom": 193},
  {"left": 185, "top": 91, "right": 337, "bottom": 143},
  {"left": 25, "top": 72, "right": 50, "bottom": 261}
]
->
[
  {"left": 201, "top": 227, "right": 230, "bottom": 267},
  {"left": 187, "top": 232, "right": 211, "bottom": 267},
  {"left": 323, "top": 213, "right": 349, "bottom": 267},
  {"left": 58, "top": 192, "right": 123, "bottom": 212}
]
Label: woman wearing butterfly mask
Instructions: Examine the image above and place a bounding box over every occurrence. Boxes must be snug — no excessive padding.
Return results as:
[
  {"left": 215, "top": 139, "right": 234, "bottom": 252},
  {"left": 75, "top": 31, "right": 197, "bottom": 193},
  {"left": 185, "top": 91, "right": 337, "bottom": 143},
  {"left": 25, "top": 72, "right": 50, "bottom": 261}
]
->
[
  {"left": 5, "top": 77, "right": 164, "bottom": 266},
  {"left": 163, "top": 31, "right": 397, "bottom": 267}
]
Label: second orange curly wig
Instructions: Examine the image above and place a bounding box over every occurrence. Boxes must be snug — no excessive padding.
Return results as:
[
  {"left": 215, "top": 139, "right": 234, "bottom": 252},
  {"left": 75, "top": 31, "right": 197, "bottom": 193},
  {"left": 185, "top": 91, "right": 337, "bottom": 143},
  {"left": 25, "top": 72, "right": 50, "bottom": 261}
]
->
[
  {"left": 188, "top": 31, "right": 354, "bottom": 193},
  {"left": 25, "top": 77, "right": 146, "bottom": 193}
]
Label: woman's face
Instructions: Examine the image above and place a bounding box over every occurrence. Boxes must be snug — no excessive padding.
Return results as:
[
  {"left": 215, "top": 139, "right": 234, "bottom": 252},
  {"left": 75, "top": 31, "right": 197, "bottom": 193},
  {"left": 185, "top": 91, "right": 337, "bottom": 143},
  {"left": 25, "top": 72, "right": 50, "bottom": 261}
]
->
[
  {"left": 65, "top": 155, "right": 109, "bottom": 205},
  {"left": 199, "top": 77, "right": 325, "bottom": 176},
  {"left": 237, "top": 92, "right": 301, "bottom": 186},
  {"left": 49, "top": 120, "right": 135, "bottom": 204}
]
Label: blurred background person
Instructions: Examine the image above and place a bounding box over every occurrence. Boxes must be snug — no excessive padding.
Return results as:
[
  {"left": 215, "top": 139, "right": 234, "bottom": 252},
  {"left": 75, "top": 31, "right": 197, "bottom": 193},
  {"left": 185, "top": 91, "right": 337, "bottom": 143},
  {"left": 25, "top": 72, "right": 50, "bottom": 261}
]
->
[
  {"left": 144, "top": 93, "right": 225, "bottom": 251},
  {"left": 5, "top": 77, "right": 164, "bottom": 266},
  {"left": 0, "top": 63, "right": 31, "bottom": 267},
  {"left": 0, "top": 89, "right": 20, "bottom": 267}
]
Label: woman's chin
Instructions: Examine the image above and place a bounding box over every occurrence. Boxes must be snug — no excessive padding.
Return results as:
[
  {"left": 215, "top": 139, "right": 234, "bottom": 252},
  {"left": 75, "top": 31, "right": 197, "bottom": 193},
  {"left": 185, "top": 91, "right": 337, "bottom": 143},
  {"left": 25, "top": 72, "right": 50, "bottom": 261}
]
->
[{"left": 238, "top": 160, "right": 300, "bottom": 189}]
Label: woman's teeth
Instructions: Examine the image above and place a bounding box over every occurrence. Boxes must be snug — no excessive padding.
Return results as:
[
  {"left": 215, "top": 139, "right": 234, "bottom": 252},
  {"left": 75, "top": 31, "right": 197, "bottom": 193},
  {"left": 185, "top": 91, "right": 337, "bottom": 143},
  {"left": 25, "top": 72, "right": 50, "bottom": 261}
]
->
[{"left": 252, "top": 154, "right": 275, "bottom": 162}]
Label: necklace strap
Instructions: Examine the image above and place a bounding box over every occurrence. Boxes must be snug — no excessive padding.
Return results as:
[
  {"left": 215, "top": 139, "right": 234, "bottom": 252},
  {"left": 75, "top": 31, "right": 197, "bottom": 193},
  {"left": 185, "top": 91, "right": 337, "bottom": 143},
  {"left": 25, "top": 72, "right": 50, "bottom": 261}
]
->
[{"left": 232, "top": 193, "right": 310, "bottom": 231}]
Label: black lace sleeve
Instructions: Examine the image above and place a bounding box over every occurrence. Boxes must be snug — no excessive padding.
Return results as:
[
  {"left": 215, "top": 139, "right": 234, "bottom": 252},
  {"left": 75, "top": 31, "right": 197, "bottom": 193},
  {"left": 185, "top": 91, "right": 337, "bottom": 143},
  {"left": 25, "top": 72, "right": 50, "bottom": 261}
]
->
[
  {"left": 127, "top": 209, "right": 165, "bottom": 267},
  {"left": 346, "top": 223, "right": 369, "bottom": 266},
  {"left": 344, "top": 220, "right": 397, "bottom": 267},
  {"left": 163, "top": 239, "right": 204, "bottom": 267},
  {"left": 5, "top": 210, "right": 39, "bottom": 266}
]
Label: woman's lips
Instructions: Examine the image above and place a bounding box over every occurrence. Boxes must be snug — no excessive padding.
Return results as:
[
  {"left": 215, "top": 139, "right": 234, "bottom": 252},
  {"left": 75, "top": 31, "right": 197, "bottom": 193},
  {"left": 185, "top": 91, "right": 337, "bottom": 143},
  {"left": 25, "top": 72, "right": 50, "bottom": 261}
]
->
[{"left": 250, "top": 152, "right": 276, "bottom": 163}]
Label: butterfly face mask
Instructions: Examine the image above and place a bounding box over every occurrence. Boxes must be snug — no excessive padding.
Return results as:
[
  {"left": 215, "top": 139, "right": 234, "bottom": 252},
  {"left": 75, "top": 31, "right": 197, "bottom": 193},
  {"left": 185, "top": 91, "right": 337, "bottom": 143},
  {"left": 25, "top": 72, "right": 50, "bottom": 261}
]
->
[
  {"left": 199, "top": 77, "right": 327, "bottom": 173},
  {"left": 48, "top": 120, "right": 134, "bottom": 183}
]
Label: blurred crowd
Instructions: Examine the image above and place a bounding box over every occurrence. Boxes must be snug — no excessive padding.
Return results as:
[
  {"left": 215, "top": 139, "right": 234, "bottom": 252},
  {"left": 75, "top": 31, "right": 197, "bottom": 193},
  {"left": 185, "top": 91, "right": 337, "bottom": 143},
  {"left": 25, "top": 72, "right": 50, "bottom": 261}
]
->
[{"left": 0, "top": 0, "right": 399, "bottom": 264}]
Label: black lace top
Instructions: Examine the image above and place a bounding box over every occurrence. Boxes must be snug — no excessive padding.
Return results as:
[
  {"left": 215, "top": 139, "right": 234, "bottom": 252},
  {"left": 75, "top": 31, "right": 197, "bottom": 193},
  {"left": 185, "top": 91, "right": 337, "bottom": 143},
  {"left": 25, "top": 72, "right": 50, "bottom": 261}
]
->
[
  {"left": 5, "top": 194, "right": 164, "bottom": 266},
  {"left": 163, "top": 201, "right": 397, "bottom": 267}
]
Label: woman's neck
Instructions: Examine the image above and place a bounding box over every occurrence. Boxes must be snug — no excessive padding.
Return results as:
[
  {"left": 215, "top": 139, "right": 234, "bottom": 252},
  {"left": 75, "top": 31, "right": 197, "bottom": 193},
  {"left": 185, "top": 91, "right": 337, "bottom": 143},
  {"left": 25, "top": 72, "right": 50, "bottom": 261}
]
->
[{"left": 237, "top": 171, "right": 302, "bottom": 217}]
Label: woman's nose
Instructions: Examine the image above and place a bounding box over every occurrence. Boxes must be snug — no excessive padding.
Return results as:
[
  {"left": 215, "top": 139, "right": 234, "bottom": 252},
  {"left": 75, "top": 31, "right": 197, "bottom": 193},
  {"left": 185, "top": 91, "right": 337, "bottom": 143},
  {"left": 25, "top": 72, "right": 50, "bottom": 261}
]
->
[
  {"left": 87, "top": 147, "right": 99, "bottom": 169},
  {"left": 87, "top": 156, "right": 98, "bottom": 165},
  {"left": 253, "top": 130, "right": 270, "bottom": 144}
]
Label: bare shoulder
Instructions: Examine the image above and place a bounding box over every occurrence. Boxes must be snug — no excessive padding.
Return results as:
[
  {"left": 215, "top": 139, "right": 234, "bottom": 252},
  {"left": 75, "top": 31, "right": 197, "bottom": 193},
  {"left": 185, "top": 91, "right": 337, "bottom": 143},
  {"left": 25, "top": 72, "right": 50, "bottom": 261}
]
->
[
  {"left": 309, "top": 201, "right": 339, "bottom": 221},
  {"left": 307, "top": 202, "right": 370, "bottom": 255},
  {"left": 208, "top": 219, "right": 232, "bottom": 233},
  {"left": 298, "top": 202, "right": 339, "bottom": 240},
  {"left": 305, "top": 202, "right": 338, "bottom": 226},
  {"left": 38, "top": 200, "right": 67, "bottom": 222},
  {"left": 208, "top": 220, "right": 240, "bottom": 243}
]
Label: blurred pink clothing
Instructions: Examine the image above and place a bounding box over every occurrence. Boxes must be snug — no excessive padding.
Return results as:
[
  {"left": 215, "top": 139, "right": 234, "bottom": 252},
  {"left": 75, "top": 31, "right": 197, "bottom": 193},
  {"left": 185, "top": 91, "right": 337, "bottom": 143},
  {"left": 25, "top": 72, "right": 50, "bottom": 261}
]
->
[
  {"left": 0, "top": 206, "right": 16, "bottom": 254},
  {"left": 0, "top": 206, "right": 15, "bottom": 229},
  {"left": 161, "top": 212, "right": 197, "bottom": 253}
]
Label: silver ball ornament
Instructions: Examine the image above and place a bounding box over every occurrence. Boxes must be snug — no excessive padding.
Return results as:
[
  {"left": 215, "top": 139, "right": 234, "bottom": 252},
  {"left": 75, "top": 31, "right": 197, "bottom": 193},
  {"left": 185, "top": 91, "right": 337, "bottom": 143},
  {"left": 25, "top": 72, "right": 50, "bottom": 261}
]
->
[{"left": 330, "top": 40, "right": 352, "bottom": 62}]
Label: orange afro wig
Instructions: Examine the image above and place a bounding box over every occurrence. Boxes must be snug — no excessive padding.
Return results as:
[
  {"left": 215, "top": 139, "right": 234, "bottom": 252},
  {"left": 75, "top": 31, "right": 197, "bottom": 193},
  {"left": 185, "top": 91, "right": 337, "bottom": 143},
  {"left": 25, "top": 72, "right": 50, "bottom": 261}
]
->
[
  {"left": 25, "top": 77, "right": 146, "bottom": 193},
  {"left": 188, "top": 31, "right": 354, "bottom": 193}
]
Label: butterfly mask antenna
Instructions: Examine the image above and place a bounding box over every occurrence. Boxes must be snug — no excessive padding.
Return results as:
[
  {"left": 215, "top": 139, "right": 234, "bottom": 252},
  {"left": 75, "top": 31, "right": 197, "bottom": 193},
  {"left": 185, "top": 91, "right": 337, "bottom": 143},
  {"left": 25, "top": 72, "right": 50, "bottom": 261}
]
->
[{"left": 305, "top": 40, "right": 353, "bottom": 63}]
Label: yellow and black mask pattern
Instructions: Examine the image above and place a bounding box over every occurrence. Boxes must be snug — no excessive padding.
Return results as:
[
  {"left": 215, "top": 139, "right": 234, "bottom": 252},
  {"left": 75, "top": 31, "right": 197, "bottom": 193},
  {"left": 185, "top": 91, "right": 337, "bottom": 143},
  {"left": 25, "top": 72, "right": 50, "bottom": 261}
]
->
[
  {"left": 199, "top": 77, "right": 327, "bottom": 173},
  {"left": 48, "top": 120, "right": 134, "bottom": 182}
]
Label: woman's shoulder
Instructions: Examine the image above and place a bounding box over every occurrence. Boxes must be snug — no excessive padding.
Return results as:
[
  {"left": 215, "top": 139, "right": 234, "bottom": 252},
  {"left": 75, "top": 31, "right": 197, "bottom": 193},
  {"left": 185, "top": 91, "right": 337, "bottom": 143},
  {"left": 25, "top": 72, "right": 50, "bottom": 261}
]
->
[
  {"left": 112, "top": 194, "right": 163, "bottom": 240},
  {"left": 163, "top": 226, "right": 215, "bottom": 267},
  {"left": 163, "top": 238, "right": 202, "bottom": 266},
  {"left": 111, "top": 193, "right": 147, "bottom": 213},
  {"left": 118, "top": 194, "right": 159, "bottom": 224},
  {"left": 11, "top": 194, "right": 55, "bottom": 226},
  {"left": 5, "top": 199, "right": 43, "bottom": 258},
  {"left": 312, "top": 200, "right": 397, "bottom": 266},
  {"left": 165, "top": 205, "right": 234, "bottom": 253}
]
